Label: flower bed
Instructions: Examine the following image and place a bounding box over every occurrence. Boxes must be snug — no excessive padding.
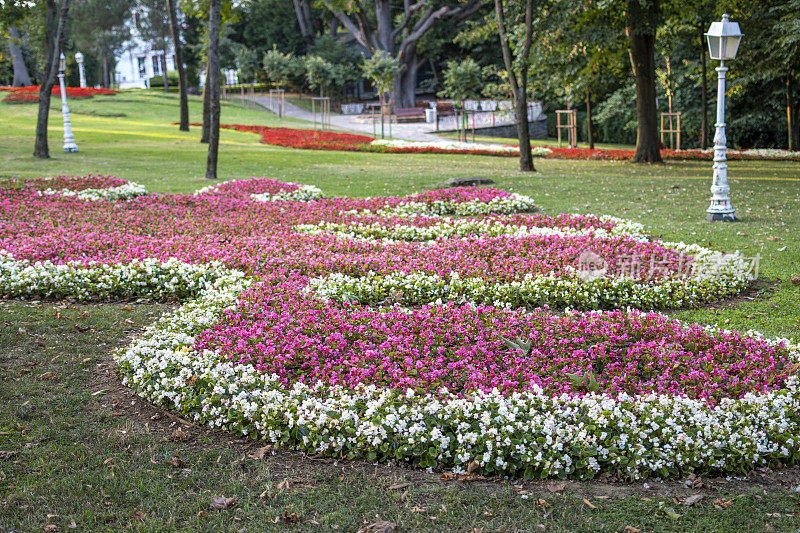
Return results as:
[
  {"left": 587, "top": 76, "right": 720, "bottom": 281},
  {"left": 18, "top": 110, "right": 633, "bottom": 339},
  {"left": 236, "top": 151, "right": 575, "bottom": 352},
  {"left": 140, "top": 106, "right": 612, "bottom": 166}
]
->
[
  {"left": 207, "top": 123, "right": 800, "bottom": 161},
  {"left": 1, "top": 85, "right": 120, "bottom": 104},
  {"left": 2, "top": 175, "right": 791, "bottom": 480}
]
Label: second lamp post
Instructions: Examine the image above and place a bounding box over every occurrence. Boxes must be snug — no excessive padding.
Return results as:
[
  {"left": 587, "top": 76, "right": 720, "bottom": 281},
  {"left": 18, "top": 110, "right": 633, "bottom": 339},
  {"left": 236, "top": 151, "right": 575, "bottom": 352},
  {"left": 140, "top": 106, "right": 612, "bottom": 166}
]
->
[{"left": 704, "top": 14, "right": 742, "bottom": 222}]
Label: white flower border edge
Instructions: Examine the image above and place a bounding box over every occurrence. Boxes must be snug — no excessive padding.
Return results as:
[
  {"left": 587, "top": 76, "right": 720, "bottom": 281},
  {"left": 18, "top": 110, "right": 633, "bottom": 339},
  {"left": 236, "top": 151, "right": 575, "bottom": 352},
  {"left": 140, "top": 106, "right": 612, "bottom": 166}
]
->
[
  {"left": 2, "top": 249, "right": 798, "bottom": 480},
  {"left": 370, "top": 138, "right": 553, "bottom": 157},
  {"left": 38, "top": 182, "right": 148, "bottom": 201}
]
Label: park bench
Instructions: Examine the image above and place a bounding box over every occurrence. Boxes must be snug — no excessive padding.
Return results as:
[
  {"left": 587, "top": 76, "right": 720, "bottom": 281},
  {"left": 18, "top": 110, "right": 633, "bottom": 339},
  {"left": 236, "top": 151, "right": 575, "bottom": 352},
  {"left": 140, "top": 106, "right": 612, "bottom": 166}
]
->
[{"left": 394, "top": 107, "right": 426, "bottom": 123}]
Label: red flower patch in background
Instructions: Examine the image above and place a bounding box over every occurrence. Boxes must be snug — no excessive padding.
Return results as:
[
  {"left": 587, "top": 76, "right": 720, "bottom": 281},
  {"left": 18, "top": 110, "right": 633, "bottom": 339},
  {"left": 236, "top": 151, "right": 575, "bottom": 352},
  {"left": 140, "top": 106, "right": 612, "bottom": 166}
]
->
[{"left": 1, "top": 85, "right": 120, "bottom": 104}]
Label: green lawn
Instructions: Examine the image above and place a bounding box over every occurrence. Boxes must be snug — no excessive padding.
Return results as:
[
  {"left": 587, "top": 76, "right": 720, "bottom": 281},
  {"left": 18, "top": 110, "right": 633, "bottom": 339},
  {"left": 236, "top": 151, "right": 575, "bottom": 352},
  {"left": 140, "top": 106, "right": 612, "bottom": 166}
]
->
[{"left": 1, "top": 90, "right": 800, "bottom": 531}]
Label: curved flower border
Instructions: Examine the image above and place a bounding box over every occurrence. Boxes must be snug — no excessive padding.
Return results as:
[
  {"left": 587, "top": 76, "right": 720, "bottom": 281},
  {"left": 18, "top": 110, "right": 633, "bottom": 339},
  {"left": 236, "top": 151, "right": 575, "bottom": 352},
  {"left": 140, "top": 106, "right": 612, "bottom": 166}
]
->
[{"left": 1, "top": 251, "right": 797, "bottom": 480}]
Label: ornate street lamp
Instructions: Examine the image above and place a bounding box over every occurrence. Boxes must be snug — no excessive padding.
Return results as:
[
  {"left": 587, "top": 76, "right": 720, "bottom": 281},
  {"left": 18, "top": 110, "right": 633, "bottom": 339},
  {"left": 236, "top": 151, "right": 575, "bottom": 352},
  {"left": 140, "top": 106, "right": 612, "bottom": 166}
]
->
[
  {"left": 58, "top": 52, "right": 78, "bottom": 153},
  {"left": 704, "top": 14, "right": 742, "bottom": 222},
  {"left": 75, "top": 51, "right": 86, "bottom": 88}
]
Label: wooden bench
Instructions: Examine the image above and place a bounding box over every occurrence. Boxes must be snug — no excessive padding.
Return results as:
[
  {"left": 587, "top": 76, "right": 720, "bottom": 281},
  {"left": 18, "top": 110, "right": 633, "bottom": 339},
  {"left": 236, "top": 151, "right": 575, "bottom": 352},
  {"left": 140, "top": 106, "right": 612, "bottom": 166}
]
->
[{"left": 394, "top": 107, "right": 426, "bottom": 123}]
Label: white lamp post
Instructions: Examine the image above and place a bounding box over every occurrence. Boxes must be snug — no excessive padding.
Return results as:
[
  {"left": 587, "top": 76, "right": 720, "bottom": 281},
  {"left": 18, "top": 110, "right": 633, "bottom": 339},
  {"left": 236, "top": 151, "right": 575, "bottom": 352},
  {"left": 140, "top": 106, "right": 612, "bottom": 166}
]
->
[
  {"left": 704, "top": 14, "right": 742, "bottom": 222},
  {"left": 75, "top": 51, "right": 86, "bottom": 88},
  {"left": 58, "top": 52, "right": 78, "bottom": 153}
]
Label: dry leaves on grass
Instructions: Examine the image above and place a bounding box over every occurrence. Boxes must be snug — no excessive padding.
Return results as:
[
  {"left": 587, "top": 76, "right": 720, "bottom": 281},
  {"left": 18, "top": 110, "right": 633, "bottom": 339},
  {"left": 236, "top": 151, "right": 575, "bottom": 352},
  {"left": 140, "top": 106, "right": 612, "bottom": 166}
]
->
[
  {"left": 166, "top": 456, "right": 185, "bottom": 468},
  {"left": 170, "top": 427, "right": 189, "bottom": 442},
  {"left": 683, "top": 494, "right": 704, "bottom": 506},
  {"left": 248, "top": 445, "right": 273, "bottom": 460},
  {"left": 388, "top": 482, "right": 410, "bottom": 490},
  {"left": 209, "top": 496, "right": 237, "bottom": 510}
]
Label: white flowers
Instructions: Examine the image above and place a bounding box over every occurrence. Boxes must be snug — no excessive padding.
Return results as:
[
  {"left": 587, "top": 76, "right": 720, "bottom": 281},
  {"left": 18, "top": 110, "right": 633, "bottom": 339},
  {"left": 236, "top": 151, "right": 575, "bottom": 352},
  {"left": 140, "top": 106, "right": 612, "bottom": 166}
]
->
[
  {"left": 38, "top": 182, "right": 148, "bottom": 201},
  {"left": 251, "top": 184, "right": 324, "bottom": 203},
  {"left": 370, "top": 139, "right": 553, "bottom": 157}
]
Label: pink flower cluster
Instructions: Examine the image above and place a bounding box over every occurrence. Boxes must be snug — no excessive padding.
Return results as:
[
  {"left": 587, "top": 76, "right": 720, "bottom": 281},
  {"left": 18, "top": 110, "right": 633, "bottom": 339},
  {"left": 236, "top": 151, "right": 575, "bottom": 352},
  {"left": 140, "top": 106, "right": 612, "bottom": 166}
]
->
[
  {"left": 17, "top": 174, "right": 129, "bottom": 191},
  {"left": 0, "top": 177, "right": 686, "bottom": 283},
  {"left": 195, "top": 276, "right": 790, "bottom": 405},
  {"left": 3, "top": 175, "right": 780, "bottom": 404}
]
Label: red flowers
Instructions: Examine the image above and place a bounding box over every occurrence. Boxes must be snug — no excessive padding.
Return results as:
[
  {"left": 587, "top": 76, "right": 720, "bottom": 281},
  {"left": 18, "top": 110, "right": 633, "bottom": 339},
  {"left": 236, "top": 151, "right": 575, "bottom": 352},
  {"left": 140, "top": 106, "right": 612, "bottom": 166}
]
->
[
  {"left": 186, "top": 123, "right": 800, "bottom": 162},
  {"left": 1, "top": 85, "right": 119, "bottom": 104}
]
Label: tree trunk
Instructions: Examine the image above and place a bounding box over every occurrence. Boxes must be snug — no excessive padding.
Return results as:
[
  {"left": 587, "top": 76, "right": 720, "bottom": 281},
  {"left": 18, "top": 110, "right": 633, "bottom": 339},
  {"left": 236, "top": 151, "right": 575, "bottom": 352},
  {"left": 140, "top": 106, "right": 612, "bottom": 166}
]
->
[
  {"left": 103, "top": 55, "right": 109, "bottom": 88},
  {"left": 586, "top": 88, "right": 594, "bottom": 150},
  {"left": 162, "top": 52, "right": 169, "bottom": 92},
  {"left": 788, "top": 76, "right": 799, "bottom": 151},
  {"left": 8, "top": 27, "right": 32, "bottom": 87},
  {"left": 626, "top": 0, "right": 662, "bottom": 163},
  {"left": 292, "top": 0, "right": 314, "bottom": 43},
  {"left": 494, "top": 0, "right": 533, "bottom": 171},
  {"left": 201, "top": 65, "right": 211, "bottom": 143},
  {"left": 699, "top": 22, "right": 708, "bottom": 149},
  {"left": 166, "top": 0, "right": 190, "bottom": 131},
  {"left": 393, "top": 45, "right": 419, "bottom": 108},
  {"left": 34, "top": 0, "right": 70, "bottom": 159},
  {"left": 205, "top": 0, "right": 221, "bottom": 179}
]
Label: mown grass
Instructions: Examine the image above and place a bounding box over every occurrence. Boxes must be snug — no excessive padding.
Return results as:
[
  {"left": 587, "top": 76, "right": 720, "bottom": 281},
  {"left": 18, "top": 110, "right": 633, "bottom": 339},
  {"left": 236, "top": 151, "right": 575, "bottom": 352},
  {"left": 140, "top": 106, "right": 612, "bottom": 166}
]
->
[{"left": 1, "top": 90, "right": 800, "bottom": 531}]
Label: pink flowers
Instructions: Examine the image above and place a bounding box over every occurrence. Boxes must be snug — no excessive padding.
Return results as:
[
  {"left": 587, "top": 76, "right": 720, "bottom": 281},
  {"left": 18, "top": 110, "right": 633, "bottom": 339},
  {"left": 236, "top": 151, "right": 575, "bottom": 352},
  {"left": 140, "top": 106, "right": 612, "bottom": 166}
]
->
[
  {"left": 195, "top": 278, "right": 790, "bottom": 405},
  {"left": 1, "top": 174, "right": 774, "bottom": 406}
]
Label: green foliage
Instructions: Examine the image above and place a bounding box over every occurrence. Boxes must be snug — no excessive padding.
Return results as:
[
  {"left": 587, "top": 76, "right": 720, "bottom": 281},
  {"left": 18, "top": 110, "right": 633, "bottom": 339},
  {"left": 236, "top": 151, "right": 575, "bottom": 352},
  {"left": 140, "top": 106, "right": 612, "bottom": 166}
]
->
[
  {"left": 304, "top": 55, "right": 338, "bottom": 95},
  {"left": 361, "top": 51, "right": 398, "bottom": 97},
  {"left": 262, "top": 46, "right": 299, "bottom": 88},
  {"left": 149, "top": 71, "right": 180, "bottom": 88},
  {"left": 441, "top": 58, "right": 482, "bottom": 103}
]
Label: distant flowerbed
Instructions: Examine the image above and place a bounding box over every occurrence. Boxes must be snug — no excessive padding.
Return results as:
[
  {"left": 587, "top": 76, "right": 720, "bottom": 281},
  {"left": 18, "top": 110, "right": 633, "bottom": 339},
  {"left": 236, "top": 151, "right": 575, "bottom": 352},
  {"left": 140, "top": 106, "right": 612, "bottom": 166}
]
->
[
  {"left": 4, "top": 174, "right": 798, "bottom": 481},
  {"left": 1, "top": 85, "right": 119, "bottom": 104},
  {"left": 207, "top": 123, "right": 800, "bottom": 161}
]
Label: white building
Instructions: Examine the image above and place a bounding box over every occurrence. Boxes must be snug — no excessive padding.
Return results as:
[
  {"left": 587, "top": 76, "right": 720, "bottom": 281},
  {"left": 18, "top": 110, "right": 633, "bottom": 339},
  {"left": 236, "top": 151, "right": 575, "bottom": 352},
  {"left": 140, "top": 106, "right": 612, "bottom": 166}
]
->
[
  {"left": 114, "top": 5, "right": 239, "bottom": 89},
  {"left": 113, "top": 9, "right": 175, "bottom": 89}
]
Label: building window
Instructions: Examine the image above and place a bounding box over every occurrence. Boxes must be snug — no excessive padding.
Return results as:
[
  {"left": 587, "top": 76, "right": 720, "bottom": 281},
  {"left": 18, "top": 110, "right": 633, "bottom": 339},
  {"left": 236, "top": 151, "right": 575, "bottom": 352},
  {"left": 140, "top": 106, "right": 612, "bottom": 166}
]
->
[
  {"left": 137, "top": 57, "right": 146, "bottom": 78},
  {"left": 152, "top": 55, "right": 162, "bottom": 76}
]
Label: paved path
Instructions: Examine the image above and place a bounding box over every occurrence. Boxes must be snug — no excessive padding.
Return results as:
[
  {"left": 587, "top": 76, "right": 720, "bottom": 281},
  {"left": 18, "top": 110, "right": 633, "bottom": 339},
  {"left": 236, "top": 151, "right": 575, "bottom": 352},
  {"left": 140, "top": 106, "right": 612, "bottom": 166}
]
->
[{"left": 248, "top": 96, "right": 447, "bottom": 142}]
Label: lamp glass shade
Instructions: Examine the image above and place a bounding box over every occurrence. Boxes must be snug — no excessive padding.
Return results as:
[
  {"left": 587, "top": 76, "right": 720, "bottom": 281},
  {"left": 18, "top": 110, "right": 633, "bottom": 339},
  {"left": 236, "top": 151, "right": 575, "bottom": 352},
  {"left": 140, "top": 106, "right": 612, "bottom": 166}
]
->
[
  {"left": 75, "top": 52, "right": 84, "bottom": 64},
  {"left": 705, "top": 15, "right": 742, "bottom": 60},
  {"left": 59, "top": 53, "right": 66, "bottom": 72}
]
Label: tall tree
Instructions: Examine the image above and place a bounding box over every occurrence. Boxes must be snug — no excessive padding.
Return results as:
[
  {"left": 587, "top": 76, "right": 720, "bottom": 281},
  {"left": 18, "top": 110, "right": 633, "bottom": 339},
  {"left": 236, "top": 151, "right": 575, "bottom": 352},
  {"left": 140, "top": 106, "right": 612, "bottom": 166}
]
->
[
  {"left": 166, "top": 0, "right": 189, "bottom": 130},
  {"left": 7, "top": 26, "right": 32, "bottom": 86},
  {"left": 137, "top": 0, "right": 172, "bottom": 91},
  {"left": 205, "top": 0, "right": 222, "bottom": 179},
  {"left": 34, "top": 0, "right": 70, "bottom": 159},
  {"left": 319, "top": 0, "right": 482, "bottom": 107},
  {"left": 626, "top": 0, "right": 662, "bottom": 162},
  {"left": 494, "top": 0, "right": 534, "bottom": 171},
  {"left": 69, "top": 0, "right": 132, "bottom": 88}
]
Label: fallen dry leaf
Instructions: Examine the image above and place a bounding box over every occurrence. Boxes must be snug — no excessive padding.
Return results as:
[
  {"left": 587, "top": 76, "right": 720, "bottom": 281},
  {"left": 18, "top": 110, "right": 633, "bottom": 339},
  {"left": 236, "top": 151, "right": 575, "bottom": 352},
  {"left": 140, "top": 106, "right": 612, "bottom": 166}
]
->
[
  {"left": 282, "top": 511, "right": 301, "bottom": 524},
  {"left": 259, "top": 488, "right": 273, "bottom": 499},
  {"left": 43, "top": 525, "right": 59, "bottom": 532},
  {"left": 209, "top": 496, "right": 237, "bottom": 510},
  {"left": 0, "top": 451, "right": 19, "bottom": 460},
  {"left": 536, "top": 499, "right": 550, "bottom": 509},
  {"left": 582, "top": 498, "right": 598, "bottom": 509},
  {"left": 466, "top": 460, "right": 480, "bottom": 474},
  {"left": 546, "top": 482, "right": 566, "bottom": 494},
  {"left": 713, "top": 498, "right": 733, "bottom": 509},
  {"left": 388, "top": 482, "right": 410, "bottom": 490},
  {"left": 683, "top": 494, "right": 704, "bottom": 506},
  {"left": 357, "top": 521, "right": 398, "bottom": 533},
  {"left": 790, "top": 276, "right": 800, "bottom": 286},
  {"left": 46, "top": 515, "right": 61, "bottom": 520},
  {"left": 171, "top": 427, "right": 189, "bottom": 442},
  {"left": 167, "top": 456, "right": 185, "bottom": 468},
  {"left": 786, "top": 363, "right": 800, "bottom": 376},
  {"left": 131, "top": 510, "right": 146, "bottom": 521},
  {"left": 249, "top": 445, "right": 273, "bottom": 460},
  {"left": 624, "top": 526, "right": 641, "bottom": 533}
]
